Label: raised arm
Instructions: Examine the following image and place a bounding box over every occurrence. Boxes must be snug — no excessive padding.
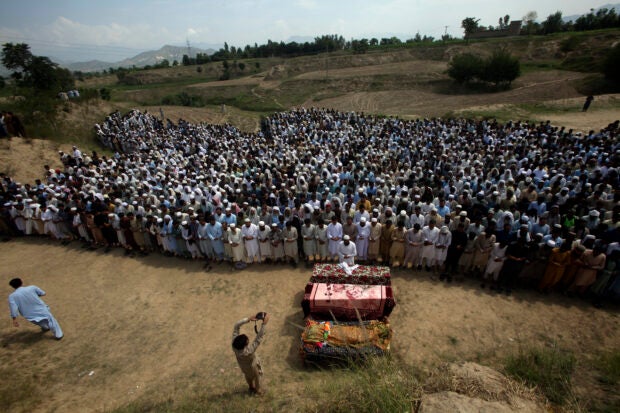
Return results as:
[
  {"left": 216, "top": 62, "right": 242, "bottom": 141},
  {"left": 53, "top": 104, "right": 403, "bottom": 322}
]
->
[{"left": 232, "top": 317, "right": 250, "bottom": 341}]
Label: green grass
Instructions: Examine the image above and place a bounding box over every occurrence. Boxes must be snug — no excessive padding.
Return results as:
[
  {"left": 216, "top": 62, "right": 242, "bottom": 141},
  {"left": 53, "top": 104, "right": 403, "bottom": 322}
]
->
[
  {"left": 595, "top": 350, "right": 620, "bottom": 386},
  {"left": 110, "top": 75, "right": 219, "bottom": 92},
  {"left": 109, "top": 355, "right": 424, "bottom": 413},
  {"left": 306, "top": 356, "right": 422, "bottom": 413},
  {"left": 504, "top": 345, "right": 575, "bottom": 405}
]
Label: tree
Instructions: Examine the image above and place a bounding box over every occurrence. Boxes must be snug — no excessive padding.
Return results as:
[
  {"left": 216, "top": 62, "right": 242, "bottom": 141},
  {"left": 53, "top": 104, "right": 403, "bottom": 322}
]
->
[
  {"left": 238, "top": 62, "right": 245, "bottom": 71},
  {"left": 542, "top": 11, "right": 563, "bottom": 34},
  {"left": 1, "top": 43, "right": 32, "bottom": 72},
  {"left": 448, "top": 53, "right": 485, "bottom": 83},
  {"left": 351, "top": 39, "right": 369, "bottom": 54},
  {"left": 0, "top": 76, "right": 5, "bottom": 89},
  {"left": 2, "top": 43, "right": 74, "bottom": 91},
  {"left": 182, "top": 54, "right": 191, "bottom": 66},
  {"left": 522, "top": 11, "right": 538, "bottom": 35},
  {"left": 480, "top": 49, "right": 521, "bottom": 86},
  {"left": 461, "top": 17, "right": 480, "bottom": 42},
  {"left": 172, "top": 60, "right": 179, "bottom": 66}
]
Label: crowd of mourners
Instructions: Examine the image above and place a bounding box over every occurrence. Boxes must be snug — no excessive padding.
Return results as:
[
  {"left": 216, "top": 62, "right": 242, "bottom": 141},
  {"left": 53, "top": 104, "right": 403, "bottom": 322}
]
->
[{"left": 0, "top": 108, "right": 618, "bottom": 305}]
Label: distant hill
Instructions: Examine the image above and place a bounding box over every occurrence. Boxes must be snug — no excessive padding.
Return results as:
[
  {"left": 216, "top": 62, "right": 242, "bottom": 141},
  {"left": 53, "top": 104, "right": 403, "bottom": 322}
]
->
[
  {"left": 63, "top": 44, "right": 214, "bottom": 73},
  {"left": 563, "top": 3, "right": 620, "bottom": 22}
]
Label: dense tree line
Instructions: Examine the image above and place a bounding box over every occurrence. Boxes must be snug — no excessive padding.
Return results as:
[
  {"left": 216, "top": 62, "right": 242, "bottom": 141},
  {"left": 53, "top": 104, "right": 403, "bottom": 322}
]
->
[
  {"left": 464, "top": 8, "right": 620, "bottom": 39},
  {"left": 180, "top": 33, "right": 451, "bottom": 66}
]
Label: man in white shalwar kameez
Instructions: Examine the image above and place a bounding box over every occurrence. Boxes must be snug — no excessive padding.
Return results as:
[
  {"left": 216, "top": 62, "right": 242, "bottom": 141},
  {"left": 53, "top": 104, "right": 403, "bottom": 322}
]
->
[
  {"left": 257, "top": 222, "right": 272, "bottom": 262},
  {"left": 338, "top": 235, "right": 357, "bottom": 265},
  {"left": 8, "top": 278, "right": 63, "bottom": 340},
  {"left": 421, "top": 219, "right": 440, "bottom": 270},
  {"left": 355, "top": 217, "right": 370, "bottom": 262},
  {"left": 229, "top": 224, "right": 245, "bottom": 263},
  {"left": 326, "top": 217, "right": 343, "bottom": 261},
  {"left": 241, "top": 218, "right": 260, "bottom": 263},
  {"left": 301, "top": 219, "right": 317, "bottom": 263}
]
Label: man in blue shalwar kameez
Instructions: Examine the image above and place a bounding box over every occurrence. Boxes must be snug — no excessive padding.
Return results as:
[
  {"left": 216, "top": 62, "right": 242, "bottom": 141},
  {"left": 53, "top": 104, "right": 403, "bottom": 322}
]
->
[{"left": 8, "top": 278, "right": 64, "bottom": 340}]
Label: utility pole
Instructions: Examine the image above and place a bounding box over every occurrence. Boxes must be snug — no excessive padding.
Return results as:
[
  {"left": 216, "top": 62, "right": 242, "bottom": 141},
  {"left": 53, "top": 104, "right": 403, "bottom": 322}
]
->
[
  {"left": 443, "top": 26, "right": 449, "bottom": 43},
  {"left": 186, "top": 39, "right": 191, "bottom": 58}
]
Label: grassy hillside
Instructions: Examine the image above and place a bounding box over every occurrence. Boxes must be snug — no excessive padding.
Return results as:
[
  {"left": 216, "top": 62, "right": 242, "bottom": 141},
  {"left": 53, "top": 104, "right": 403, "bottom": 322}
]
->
[{"left": 1, "top": 29, "right": 619, "bottom": 145}]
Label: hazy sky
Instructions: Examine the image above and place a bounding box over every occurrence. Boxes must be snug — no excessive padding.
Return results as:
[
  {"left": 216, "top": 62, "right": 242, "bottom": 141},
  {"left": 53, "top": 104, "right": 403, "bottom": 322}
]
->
[{"left": 0, "top": 0, "right": 613, "bottom": 62}]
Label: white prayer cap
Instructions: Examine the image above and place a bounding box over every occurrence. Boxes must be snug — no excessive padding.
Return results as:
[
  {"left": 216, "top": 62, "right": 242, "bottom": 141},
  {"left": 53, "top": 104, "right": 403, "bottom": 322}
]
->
[
  {"left": 371, "top": 217, "right": 377, "bottom": 223},
  {"left": 271, "top": 223, "right": 278, "bottom": 227},
  {"left": 175, "top": 212, "right": 182, "bottom": 217},
  {"left": 360, "top": 217, "right": 367, "bottom": 222},
  {"left": 589, "top": 210, "right": 600, "bottom": 217},
  {"left": 460, "top": 211, "right": 467, "bottom": 217},
  {"left": 343, "top": 235, "right": 350, "bottom": 241},
  {"left": 108, "top": 213, "right": 114, "bottom": 217},
  {"left": 225, "top": 207, "right": 232, "bottom": 212},
  {"left": 70, "top": 207, "right": 77, "bottom": 212},
  {"left": 259, "top": 221, "right": 265, "bottom": 226},
  {"left": 400, "top": 210, "right": 406, "bottom": 216},
  {"left": 181, "top": 221, "right": 188, "bottom": 225},
  {"left": 245, "top": 218, "right": 250, "bottom": 223},
  {"left": 440, "top": 226, "right": 449, "bottom": 234},
  {"left": 546, "top": 240, "right": 556, "bottom": 248},
  {"left": 157, "top": 218, "right": 163, "bottom": 223},
  {"left": 230, "top": 223, "right": 236, "bottom": 228}
]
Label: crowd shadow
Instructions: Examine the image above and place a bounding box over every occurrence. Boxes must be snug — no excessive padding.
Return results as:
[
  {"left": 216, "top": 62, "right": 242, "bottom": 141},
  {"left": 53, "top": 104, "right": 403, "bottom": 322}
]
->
[{"left": 389, "top": 266, "right": 620, "bottom": 312}]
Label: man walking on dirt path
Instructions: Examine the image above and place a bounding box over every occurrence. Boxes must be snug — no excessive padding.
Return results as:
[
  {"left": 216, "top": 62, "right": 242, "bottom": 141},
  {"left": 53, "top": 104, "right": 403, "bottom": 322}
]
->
[
  {"left": 582, "top": 95, "right": 594, "bottom": 112},
  {"left": 8, "top": 277, "right": 64, "bottom": 340},
  {"left": 232, "top": 313, "right": 270, "bottom": 395}
]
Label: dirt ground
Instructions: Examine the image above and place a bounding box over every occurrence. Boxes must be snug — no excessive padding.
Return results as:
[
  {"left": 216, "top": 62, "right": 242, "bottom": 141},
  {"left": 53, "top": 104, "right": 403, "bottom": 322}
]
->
[{"left": 0, "top": 238, "right": 618, "bottom": 412}]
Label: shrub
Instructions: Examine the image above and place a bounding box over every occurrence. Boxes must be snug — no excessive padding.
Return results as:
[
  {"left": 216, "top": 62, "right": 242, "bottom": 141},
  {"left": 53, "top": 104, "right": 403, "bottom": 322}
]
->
[
  {"left": 559, "top": 36, "right": 582, "bottom": 52},
  {"left": 448, "top": 53, "right": 485, "bottom": 84},
  {"left": 161, "top": 92, "right": 205, "bottom": 107},
  {"left": 602, "top": 43, "right": 620, "bottom": 83},
  {"left": 99, "top": 88, "right": 111, "bottom": 101},
  {"left": 480, "top": 49, "right": 521, "bottom": 86},
  {"left": 448, "top": 50, "right": 521, "bottom": 88}
]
